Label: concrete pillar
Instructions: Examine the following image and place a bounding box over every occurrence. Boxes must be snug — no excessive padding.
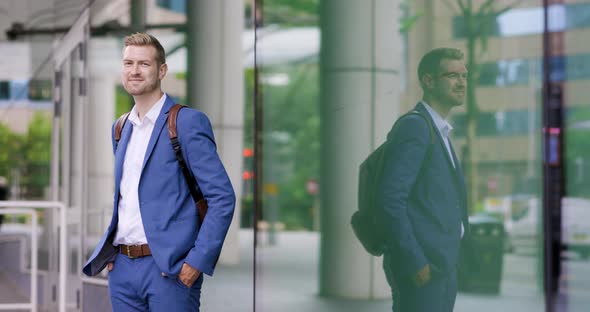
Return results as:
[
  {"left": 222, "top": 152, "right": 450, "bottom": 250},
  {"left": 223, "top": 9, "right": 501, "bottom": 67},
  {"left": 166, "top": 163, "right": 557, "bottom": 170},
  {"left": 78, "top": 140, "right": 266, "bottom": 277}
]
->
[
  {"left": 130, "top": 0, "right": 146, "bottom": 32},
  {"left": 87, "top": 75, "right": 116, "bottom": 240},
  {"left": 319, "top": 0, "right": 402, "bottom": 299},
  {"left": 186, "top": 0, "right": 244, "bottom": 265}
]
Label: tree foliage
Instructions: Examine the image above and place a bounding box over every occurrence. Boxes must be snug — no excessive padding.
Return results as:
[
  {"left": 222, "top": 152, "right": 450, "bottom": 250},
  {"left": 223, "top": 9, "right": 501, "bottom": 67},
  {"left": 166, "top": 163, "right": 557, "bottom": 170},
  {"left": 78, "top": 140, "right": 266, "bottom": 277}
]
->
[
  {"left": 0, "top": 112, "right": 52, "bottom": 199},
  {"left": 21, "top": 112, "right": 52, "bottom": 198},
  {"left": 256, "top": 0, "right": 319, "bottom": 26},
  {"left": 244, "top": 64, "right": 319, "bottom": 230},
  {"left": 0, "top": 122, "right": 23, "bottom": 179},
  {"left": 443, "top": 0, "right": 523, "bottom": 211}
]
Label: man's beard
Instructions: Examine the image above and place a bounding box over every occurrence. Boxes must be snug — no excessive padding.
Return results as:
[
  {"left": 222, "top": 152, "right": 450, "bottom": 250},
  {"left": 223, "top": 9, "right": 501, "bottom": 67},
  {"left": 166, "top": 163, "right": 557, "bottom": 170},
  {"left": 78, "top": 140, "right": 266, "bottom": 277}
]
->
[
  {"left": 443, "top": 89, "right": 465, "bottom": 107},
  {"left": 124, "top": 78, "right": 158, "bottom": 96}
]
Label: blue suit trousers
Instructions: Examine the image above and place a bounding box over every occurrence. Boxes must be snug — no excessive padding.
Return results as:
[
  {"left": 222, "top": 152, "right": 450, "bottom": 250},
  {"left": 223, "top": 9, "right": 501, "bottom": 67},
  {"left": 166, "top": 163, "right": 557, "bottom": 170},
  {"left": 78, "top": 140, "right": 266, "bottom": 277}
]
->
[
  {"left": 384, "top": 261, "right": 457, "bottom": 312},
  {"left": 108, "top": 254, "right": 203, "bottom": 311}
]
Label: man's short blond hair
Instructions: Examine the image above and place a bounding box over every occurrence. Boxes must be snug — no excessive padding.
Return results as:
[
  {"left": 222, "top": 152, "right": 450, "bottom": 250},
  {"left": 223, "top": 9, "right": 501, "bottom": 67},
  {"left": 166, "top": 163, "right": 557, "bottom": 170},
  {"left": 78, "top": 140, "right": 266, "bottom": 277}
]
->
[{"left": 123, "top": 33, "right": 166, "bottom": 66}]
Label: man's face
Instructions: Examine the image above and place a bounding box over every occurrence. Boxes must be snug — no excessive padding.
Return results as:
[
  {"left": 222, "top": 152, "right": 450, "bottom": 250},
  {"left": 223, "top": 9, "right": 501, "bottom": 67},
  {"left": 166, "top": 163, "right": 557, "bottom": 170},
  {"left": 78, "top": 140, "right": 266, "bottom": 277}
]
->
[
  {"left": 121, "top": 45, "right": 167, "bottom": 96},
  {"left": 428, "top": 59, "right": 467, "bottom": 108}
]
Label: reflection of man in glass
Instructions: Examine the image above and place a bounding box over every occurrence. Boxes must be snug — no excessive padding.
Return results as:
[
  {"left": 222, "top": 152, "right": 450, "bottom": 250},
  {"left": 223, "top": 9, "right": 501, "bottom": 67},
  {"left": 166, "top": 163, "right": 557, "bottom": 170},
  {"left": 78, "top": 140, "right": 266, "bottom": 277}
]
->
[{"left": 381, "top": 48, "right": 469, "bottom": 311}]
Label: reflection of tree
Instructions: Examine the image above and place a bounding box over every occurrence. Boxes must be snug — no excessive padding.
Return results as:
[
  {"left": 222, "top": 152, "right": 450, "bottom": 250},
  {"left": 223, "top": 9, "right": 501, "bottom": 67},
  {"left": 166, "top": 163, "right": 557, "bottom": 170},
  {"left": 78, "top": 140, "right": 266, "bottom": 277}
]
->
[
  {"left": 270, "top": 64, "right": 319, "bottom": 230},
  {"left": 442, "top": 0, "right": 521, "bottom": 212},
  {"left": 247, "top": 0, "right": 319, "bottom": 26},
  {"left": 244, "top": 64, "right": 319, "bottom": 229},
  {"left": 566, "top": 127, "right": 590, "bottom": 199}
]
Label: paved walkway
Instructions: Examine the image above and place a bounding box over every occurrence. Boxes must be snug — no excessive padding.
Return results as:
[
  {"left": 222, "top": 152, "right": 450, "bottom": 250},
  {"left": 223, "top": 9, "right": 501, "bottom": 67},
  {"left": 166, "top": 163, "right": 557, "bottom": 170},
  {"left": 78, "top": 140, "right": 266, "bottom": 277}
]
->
[
  {"left": 201, "top": 231, "right": 552, "bottom": 312},
  {"left": 0, "top": 271, "right": 28, "bottom": 312},
  {"left": 2, "top": 229, "right": 589, "bottom": 311}
]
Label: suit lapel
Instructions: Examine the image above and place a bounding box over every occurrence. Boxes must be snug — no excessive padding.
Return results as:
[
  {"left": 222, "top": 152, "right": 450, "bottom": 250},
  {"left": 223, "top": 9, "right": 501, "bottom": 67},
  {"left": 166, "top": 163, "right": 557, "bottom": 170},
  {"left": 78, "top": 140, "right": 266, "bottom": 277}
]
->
[
  {"left": 141, "top": 95, "right": 174, "bottom": 171},
  {"left": 448, "top": 135, "right": 469, "bottom": 225},
  {"left": 448, "top": 141, "right": 467, "bottom": 195},
  {"left": 415, "top": 103, "right": 457, "bottom": 173},
  {"left": 448, "top": 141, "right": 462, "bottom": 179}
]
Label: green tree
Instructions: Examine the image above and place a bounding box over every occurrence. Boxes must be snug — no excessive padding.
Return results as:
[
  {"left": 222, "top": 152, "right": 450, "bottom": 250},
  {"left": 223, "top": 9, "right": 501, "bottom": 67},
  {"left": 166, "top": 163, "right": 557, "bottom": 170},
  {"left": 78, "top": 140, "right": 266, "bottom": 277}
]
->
[
  {"left": 0, "top": 122, "right": 23, "bottom": 180},
  {"left": 253, "top": 64, "right": 319, "bottom": 230},
  {"left": 21, "top": 112, "right": 52, "bottom": 198},
  {"left": 565, "top": 109, "right": 590, "bottom": 199},
  {"left": 256, "top": 0, "right": 319, "bottom": 26},
  {"left": 565, "top": 129, "right": 590, "bottom": 198},
  {"left": 442, "top": 0, "right": 521, "bottom": 212}
]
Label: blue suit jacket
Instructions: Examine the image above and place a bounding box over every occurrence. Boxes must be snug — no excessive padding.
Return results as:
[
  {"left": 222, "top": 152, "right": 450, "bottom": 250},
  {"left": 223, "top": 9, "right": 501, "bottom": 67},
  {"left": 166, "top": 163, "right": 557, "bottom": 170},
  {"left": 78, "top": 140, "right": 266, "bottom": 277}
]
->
[
  {"left": 380, "top": 103, "right": 468, "bottom": 278},
  {"left": 83, "top": 95, "right": 235, "bottom": 277}
]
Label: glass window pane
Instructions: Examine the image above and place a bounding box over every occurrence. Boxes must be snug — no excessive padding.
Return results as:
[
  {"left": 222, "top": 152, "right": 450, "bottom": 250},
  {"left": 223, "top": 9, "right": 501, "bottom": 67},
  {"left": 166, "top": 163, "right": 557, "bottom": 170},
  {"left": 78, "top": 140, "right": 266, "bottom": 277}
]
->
[
  {"left": 560, "top": 1, "right": 590, "bottom": 310},
  {"left": 254, "top": 1, "right": 548, "bottom": 311}
]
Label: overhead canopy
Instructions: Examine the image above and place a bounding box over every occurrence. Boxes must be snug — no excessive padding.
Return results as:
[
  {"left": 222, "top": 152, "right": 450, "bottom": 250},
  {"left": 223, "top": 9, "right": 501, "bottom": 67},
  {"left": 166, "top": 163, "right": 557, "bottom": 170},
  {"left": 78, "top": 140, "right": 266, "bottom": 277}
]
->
[{"left": 163, "top": 26, "right": 319, "bottom": 71}]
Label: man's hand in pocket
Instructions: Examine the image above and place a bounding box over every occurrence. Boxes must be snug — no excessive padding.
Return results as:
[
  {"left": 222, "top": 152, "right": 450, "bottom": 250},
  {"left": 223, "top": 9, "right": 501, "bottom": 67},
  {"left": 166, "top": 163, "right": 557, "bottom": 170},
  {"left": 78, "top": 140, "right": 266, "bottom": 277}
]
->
[
  {"left": 178, "top": 262, "right": 201, "bottom": 288},
  {"left": 413, "top": 264, "right": 431, "bottom": 287}
]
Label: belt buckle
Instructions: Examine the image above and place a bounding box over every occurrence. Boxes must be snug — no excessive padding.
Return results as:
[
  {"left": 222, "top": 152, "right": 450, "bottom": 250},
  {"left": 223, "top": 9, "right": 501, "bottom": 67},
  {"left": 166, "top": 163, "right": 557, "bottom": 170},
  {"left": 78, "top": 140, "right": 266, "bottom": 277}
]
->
[{"left": 126, "top": 245, "right": 137, "bottom": 259}]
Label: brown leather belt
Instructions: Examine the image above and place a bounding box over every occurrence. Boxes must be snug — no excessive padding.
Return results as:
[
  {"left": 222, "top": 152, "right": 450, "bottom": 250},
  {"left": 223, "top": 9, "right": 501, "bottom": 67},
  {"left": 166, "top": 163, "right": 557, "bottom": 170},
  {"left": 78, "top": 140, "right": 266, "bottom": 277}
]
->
[{"left": 119, "top": 244, "right": 151, "bottom": 258}]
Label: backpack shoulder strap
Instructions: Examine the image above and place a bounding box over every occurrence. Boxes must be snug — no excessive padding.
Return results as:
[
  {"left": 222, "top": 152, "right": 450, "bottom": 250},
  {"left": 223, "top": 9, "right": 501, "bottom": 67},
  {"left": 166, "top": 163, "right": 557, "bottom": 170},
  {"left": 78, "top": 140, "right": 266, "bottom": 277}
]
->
[
  {"left": 167, "top": 104, "right": 183, "bottom": 140},
  {"left": 167, "top": 104, "right": 208, "bottom": 224},
  {"left": 114, "top": 111, "right": 131, "bottom": 147},
  {"left": 386, "top": 110, "right": 436, "bottom": 180},
  {"left": 406, "top": 110, "right": 435, "bottom": 145}
]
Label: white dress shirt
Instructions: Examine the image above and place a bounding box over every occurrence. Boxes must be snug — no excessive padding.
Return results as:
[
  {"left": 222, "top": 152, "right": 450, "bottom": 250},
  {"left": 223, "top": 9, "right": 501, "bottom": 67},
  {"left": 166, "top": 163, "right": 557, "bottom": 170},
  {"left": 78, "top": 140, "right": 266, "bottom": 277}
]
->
[
  {"left": 421, "top": 101, "right": 464, "bottom": 237},
  {"left": 113, "top": 93, "right": 167, "bottom": 246},
  {"left": 421, "top": 101, "right": 455, "bottom": 168}
]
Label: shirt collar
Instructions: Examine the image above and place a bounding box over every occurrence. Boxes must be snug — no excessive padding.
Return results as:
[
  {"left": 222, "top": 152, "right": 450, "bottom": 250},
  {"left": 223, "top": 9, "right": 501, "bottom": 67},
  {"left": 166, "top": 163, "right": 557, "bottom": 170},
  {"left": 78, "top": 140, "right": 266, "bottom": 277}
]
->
[
  {"left": 420, "top": 100, "right": 453, "bottom": 138},
  {"left": 128, "top": 93, "right": 167, "bottom": 126}
]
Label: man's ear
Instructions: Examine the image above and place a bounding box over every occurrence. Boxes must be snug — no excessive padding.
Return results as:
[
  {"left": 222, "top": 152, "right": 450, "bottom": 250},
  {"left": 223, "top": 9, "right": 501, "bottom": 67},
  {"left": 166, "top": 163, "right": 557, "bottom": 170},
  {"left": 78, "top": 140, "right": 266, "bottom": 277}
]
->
[
  {"left": 159, "top": 63, "right": 168, "bottom": 80},
  {"left": 421, "top": 73, "right": 435, "bottom": 89}
]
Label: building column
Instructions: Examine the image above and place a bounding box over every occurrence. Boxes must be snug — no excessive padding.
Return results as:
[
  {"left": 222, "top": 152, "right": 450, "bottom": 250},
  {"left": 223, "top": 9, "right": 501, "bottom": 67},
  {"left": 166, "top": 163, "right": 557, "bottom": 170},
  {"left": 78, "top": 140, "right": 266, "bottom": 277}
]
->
[
  {"left": 319, "top": 0, "right": 402, "bottom": 299},
  {"left": 87, "top": 75, "right": 116, "bottom": 240},
  {"left": 186, "top": 0, "right": 244, "bottom": 265}
]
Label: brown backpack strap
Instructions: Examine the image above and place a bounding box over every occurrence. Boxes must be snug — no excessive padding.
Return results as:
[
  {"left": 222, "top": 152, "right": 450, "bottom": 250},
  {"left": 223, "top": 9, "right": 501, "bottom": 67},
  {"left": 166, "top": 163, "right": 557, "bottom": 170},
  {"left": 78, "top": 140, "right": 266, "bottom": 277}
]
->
[
  {"left": 166, "top": 104, "right": 208, "bottom": 224},
  {"left": 115, "top": 111, "right": 131, "bottom": 143},
  {"left": 167, "top": 104, "right": 183, "bottom": 139}
]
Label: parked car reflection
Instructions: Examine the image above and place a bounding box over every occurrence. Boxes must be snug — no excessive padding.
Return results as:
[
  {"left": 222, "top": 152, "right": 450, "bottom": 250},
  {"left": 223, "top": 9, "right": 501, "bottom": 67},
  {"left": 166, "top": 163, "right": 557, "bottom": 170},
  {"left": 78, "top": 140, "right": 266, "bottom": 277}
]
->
[
  {"left": 562, "top": 197, "right": 590, "bottom": 260},
  {"left": 483, "top": 195, "right": 590, "bottom": 260}
]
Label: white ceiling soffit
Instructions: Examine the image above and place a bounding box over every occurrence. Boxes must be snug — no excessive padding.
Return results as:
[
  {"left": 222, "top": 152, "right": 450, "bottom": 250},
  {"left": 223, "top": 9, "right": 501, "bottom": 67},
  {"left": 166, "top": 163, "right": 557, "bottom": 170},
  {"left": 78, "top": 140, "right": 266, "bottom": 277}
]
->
[{"left": 165, "top": 26, "right": 319, "bottom": 71}]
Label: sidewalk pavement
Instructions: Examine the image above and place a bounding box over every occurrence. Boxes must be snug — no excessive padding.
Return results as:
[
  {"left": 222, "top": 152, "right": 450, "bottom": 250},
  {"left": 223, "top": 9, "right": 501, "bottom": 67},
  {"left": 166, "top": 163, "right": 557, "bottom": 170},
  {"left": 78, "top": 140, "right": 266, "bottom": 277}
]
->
[
  {"left": 202, "top": 230, "right": 552, "bottom": 312},
  {"left": 2, "top": 227, "right": 588, "bottom": 311}
]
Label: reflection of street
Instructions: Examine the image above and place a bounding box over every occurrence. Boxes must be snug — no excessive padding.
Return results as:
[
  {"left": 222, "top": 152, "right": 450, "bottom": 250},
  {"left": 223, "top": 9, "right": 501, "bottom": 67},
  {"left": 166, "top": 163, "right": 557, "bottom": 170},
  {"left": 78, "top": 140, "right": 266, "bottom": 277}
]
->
[
  {"left": 457, "top": 253, "right": 544, "bottom": 311},
  {"left": 202, "top": 231, "right": 558, "bottom": 311},
  {"left": 557, "top": 254, "right": 590, "bottom": 311}
]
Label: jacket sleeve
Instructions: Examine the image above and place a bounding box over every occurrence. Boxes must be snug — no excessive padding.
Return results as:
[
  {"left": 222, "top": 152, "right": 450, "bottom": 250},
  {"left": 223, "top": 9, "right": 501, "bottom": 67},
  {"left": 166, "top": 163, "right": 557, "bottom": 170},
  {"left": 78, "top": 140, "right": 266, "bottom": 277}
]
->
[
  {"left": 178, "top": 110, "right": 236, "bottom": 276},
  {"left": 380, "top": 114, "right": 430, "bottom": 276}
]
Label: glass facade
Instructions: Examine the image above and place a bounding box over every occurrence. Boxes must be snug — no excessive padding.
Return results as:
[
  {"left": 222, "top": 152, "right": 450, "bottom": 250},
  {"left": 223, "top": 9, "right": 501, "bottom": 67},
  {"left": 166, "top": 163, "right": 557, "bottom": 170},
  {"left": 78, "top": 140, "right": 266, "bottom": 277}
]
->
[
  {"left": 477, "top": 54, "right": 590, "bottom": 87},
  {"left": 453, "top": 3, "right": 590, "bottom": 38},
  {"left": 1, "top": 1, "right": 589, "bottom": 311},
  {"left": 251, "top": 0, "right": 581, "bottom": 311},
  {"left": 559, "top": 0, "right": 590, "bottom": 309}
]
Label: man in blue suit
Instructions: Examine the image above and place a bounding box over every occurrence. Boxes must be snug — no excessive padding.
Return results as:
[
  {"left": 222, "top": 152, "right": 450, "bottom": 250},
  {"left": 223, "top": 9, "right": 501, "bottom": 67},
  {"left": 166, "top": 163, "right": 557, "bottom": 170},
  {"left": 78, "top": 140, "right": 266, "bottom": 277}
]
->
[
  {"left": 83, "top": 33, "right": 235, "bottom": 311},
  {"left": 381, "top": 48, "right": 470, "bottom": 311}
]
